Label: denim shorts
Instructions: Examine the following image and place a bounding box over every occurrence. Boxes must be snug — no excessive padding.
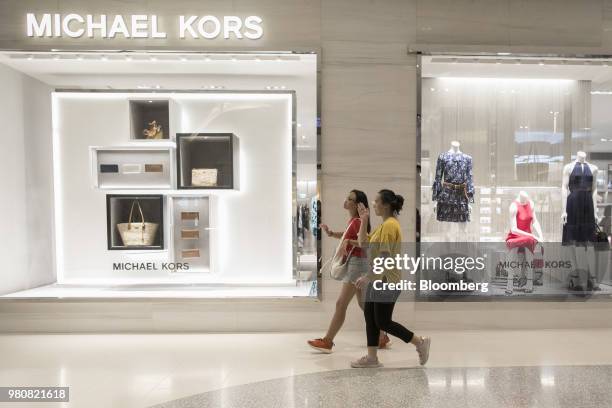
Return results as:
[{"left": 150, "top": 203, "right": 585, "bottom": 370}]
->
[{"left": 342, "top": 256, "right": 369, "bottom": 283}]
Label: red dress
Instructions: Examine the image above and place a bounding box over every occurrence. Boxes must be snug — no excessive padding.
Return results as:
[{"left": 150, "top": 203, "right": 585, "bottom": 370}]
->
[{"left": 505, "top": 200, "right": 537, "bottom": 253}]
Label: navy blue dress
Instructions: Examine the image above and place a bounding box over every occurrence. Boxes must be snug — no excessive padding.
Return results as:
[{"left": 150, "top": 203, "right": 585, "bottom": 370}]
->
[
  {"left": 562, "top": 162, "right": 596, "bottom": 245},
  {"left": 432, "top": 152, "right": 475, "bottom": 222}
]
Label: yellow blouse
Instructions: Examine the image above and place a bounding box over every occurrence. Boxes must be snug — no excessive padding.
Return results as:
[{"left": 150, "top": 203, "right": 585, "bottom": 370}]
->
[{"left": 367, "top": 217, "right": 402, "bottom": 283}]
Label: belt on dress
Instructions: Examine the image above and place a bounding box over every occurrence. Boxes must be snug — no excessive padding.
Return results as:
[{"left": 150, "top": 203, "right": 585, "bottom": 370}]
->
[{"left": 443, "top": 181, "right": 469, "bottom": 199}]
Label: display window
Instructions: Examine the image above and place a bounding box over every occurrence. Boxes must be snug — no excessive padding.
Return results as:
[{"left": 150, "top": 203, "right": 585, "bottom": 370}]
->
[
  {"left": 418, "top": 55, "right": 612, "bottom": 299},
  {"left": 0, "top": 51, "right": 318, "bottom": 299}
]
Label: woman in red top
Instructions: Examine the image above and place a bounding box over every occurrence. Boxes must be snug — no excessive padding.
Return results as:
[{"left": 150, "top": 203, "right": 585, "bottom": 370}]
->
[{"left": 308, "top": 190, "right": 389, "bottom": 353}]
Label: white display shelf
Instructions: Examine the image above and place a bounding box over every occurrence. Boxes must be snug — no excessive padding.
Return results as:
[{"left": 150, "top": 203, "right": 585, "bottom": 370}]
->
[
  {"left": 168, "top": 195, "right": 215, "bottom": 273},
  {"left": 91, "top": 146, "right": 175, "bottom": 190}
]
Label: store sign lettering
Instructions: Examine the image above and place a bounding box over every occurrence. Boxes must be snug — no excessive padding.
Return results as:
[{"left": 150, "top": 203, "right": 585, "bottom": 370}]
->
[{"left": 25, "top": 13, "right": 264, "bottom": 40}]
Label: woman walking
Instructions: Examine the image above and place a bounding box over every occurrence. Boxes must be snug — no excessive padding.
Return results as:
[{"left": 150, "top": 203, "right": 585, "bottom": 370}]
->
[
  {"left": 307, "top": 190, "right": 391, "bottom": 353},
  {"left": 351, "top": 189, "right": 431, "bottom": 368}
]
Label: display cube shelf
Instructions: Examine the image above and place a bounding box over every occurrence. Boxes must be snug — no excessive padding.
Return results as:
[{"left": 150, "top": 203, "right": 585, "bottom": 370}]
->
[
  {"left": 176, "top": 133, "right": 239, "bottom": 190},
  {"left": 106, "top": 195, "right": 164, "bottom": 250},
  {"left": 170, "top": 196, "right": 212, "bottom": 272},
  {"left": 129, "top": 99, "right": 171, "bottom": 141},
  {"left": 91, "top": 146, "right": 174, "bottom": 189}
]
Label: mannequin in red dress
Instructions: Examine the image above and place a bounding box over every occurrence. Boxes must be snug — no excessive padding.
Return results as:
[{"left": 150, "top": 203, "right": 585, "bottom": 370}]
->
[{"left": 505, "top": 191, "right": 544, "bottom": 294}]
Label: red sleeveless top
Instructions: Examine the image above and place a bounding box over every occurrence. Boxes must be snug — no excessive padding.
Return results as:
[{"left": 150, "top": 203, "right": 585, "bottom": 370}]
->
[{"left": 505, "top": 200, "right": 536, "bottom": 253}]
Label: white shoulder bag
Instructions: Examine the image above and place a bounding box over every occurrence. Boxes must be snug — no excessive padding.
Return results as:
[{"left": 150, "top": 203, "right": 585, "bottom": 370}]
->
[{"left": 322, "top": 220, "right": 358, "bottom": 281}]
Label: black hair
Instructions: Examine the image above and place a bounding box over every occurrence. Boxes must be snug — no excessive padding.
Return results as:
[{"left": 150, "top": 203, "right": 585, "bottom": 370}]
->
[
  {"left": 350, "top": 189, "right": 371, "bottom": 233},
  {"left": 378, "top": 189, "right": 404, "bottom": 215}
]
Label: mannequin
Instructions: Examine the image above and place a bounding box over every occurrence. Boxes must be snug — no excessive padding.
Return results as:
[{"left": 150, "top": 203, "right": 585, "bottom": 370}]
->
[
  {"left": 505, "top": 191, "right": 544, "bottom": 294},
  {"left": 432, "top": 141, "right": 474, "bottom": 242},
  {"left": 561, "top": 151, "right": 599, "bottom": 291}
]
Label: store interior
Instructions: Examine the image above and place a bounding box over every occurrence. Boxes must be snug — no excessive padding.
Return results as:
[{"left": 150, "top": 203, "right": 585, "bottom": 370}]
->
[
  {"left": 420, "top": 55, "right": 612, "bottom": 298},
  {"left": 0, "top": 51, "right": 318, "bottom": 299}
]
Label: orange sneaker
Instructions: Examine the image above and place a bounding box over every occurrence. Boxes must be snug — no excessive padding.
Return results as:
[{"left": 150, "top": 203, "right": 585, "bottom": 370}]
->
[
  {"left": 307, "top": 338, "right": 334, "bottom": 353},
  {"left": 378, "top": 333, "right": 392, "bottom": 349}
]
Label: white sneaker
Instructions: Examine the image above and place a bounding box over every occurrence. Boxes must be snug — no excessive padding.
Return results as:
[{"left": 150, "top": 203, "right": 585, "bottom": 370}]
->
[
  {"left": 350, "top": 355, "right": 382, "bottom": 368},
  {"left": 416, "top": 337, "right": 431, "bottom": 366}
]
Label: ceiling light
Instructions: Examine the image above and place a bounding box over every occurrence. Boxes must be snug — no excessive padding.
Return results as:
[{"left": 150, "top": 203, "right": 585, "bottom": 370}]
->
[
  {"left": 231, "top": 55, "right": 237, "bottom": 61},
  {"left": 602, "top": 138, "right": 607, "bottom": 142},
  {"left": 539, "top": 61, "right": 544, "bottom": 66},
  {"left": 155, "top": 85, "right": 161, "bottom": 89},
  {"left": 76, "top": 55, "right": 83, "bottom": 61},
  {"left": 180, "top": 56, "right": 188, "bottom": 61},
  {"left": 497, "top": 52, "right": 511, "bottom": 56},
  {"left": 125, "top": 55, "right": 132, "bottom": 61},
  {"left": 148, "top": 100, "right": 153, "bottom": 103},
  {"left": 205, "top": 55, "right": 211, "bottom": 61},
  {"left": 101, "top": 55, "right": 108, "bottom": 61}
]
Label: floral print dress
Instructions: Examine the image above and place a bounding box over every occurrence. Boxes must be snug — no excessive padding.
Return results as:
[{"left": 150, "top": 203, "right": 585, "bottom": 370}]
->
[{"left": 432, "top": 151, "right": 475, "bottom": 222}]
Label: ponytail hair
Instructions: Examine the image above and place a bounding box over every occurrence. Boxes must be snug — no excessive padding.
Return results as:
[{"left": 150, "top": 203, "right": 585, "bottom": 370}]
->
[
  {"left": 351, "top": 189, "right": 371, "bottom": 232},
  {"left": 378, "top": 189, "right": 404, "bottom": 215}
]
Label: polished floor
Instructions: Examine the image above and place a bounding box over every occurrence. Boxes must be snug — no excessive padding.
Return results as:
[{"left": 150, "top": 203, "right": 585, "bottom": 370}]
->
[
  {"left": 152, "top": 365, "right": 612, "bottom": 408},
  {"left": 2, "top": 330, "right": 612, "bottom": 407}
]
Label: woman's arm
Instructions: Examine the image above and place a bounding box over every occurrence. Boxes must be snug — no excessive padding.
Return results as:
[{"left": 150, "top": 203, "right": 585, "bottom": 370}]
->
[
  {"left": 356, "top": 203, "right": 370, "bottom": 248},
  {"left": 320, "top": 224, "right": 343, "bottom": 239}
]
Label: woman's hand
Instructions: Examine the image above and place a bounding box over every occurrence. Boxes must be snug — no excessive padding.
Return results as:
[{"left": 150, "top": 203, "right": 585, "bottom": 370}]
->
[
  {"left": 354, "top": 275, "right": 370, "bottom": 290},
  {"left": 357, "top": 203, "right": 370, "bottom": 222},
  {"left": 320, "top": 224, "right": 332, "bottom": 237}
]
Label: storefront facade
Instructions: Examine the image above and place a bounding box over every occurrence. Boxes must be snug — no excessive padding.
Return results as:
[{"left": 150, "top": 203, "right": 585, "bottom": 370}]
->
[{"left": 2, "top": 0, "right": 612, "bottom": 331}]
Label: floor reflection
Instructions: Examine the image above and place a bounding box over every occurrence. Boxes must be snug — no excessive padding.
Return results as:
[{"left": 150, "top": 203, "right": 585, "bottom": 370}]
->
[{"left": 152, "top": 365, "right": 612, "bottom": 408}]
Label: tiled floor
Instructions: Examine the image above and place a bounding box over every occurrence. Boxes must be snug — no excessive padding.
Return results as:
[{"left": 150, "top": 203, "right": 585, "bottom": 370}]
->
[{"left": 2, "top": 329, "right": 612, "bottom": 407}]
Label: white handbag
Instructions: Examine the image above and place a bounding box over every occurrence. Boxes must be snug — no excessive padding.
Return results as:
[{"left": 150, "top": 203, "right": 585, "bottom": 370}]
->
[
  {"left": 322, "top": 220, "right": 358, "bottom": 281},
  {"left": 192, "top": 168, "right": 218, "bottom": 187},
  {"left": 117, "top": 201, "right": 159, "bottom": 247}
]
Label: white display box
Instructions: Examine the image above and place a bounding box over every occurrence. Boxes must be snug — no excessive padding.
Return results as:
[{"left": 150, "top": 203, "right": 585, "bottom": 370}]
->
[
  {"left": 169, "top": 195, "right": 217, "bottom": 273},
  {"left": 91, "top": 146, "right": 174, "bottom": 189}
]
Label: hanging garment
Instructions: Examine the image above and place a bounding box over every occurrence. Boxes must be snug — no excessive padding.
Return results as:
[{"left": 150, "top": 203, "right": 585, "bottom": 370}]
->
[
  {"left": 562, "top": 162, "right": 596, "bottom": 245},
  {"left": 432, "top": 152, "right": 475, "bottom": 222},
  {"left": 505, "top": 200, "right": 537, "bottom": 254}
]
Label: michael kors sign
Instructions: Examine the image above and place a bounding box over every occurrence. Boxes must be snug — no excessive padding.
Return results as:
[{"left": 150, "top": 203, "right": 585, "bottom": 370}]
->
[{"left": 26, "top": 13, "right": 264, "bottom": 40}]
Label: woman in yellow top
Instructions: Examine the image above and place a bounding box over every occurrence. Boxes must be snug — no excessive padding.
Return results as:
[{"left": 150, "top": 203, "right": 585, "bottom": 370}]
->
[{"left": 351, "top": 189, "right": 431, "bottom": 368}]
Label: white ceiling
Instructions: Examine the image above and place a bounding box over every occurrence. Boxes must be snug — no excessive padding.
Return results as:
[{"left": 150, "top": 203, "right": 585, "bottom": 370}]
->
[
  {"left": 423, "top": 55, "right": 612, "bottom": 90},
  {"left": 0, "top": 51, "right": 318, "bottom": 151}
]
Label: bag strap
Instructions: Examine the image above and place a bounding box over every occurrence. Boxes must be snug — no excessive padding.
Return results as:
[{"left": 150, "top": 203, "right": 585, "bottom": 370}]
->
[
  {"left": 127, "top": 200, "right": 146, "bottom": 231},
  {"left": 321, "top": 219, "right": 360, "bottom": 271}
]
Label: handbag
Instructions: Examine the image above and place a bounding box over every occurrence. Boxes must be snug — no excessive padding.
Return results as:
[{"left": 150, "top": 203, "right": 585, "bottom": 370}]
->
[
  {"left": 594, "top": 224, "right": 609, "bottom": 251},
  {"left": 321, "top": 220, "right": 358, "bottom": 281},
  {"left": 192, "top": 168, "right": 218, "bottom": 187},
  {"left": 117, "top": 201, "right": 159, "bottom": 247}
]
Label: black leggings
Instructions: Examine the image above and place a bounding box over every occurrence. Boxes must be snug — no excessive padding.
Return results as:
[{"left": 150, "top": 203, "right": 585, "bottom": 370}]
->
[{"left": 364, "top": 282, "right": 414, "bottom": 347}]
